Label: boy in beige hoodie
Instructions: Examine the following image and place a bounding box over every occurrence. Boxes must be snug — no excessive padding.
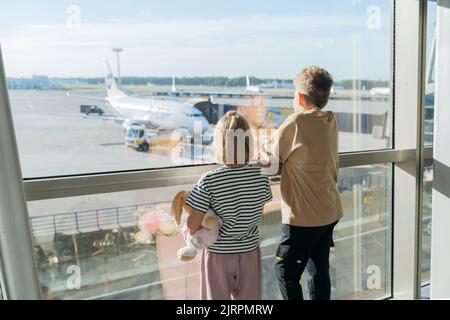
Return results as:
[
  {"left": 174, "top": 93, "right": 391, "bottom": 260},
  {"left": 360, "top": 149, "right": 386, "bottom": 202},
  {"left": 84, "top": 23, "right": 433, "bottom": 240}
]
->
[{"left": 258, "top": 66, "right": 343, "bottom": 300}]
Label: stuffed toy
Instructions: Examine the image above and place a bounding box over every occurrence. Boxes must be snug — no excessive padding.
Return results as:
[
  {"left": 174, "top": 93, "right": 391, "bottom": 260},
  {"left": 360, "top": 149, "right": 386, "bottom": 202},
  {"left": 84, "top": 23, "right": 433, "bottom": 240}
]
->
[
  {"left": 171, "top": 191, "right": 221, "bottom": 262},
  {"left": 134, "top": 207, "right": 177, "bottom": 244}
]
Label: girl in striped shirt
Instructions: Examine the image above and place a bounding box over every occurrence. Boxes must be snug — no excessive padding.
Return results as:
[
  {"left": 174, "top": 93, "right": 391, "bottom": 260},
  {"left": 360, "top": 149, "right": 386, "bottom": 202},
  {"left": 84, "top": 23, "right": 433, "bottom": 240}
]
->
[{"left": 184, "top": 111, "right": 272, "bottom": 300}]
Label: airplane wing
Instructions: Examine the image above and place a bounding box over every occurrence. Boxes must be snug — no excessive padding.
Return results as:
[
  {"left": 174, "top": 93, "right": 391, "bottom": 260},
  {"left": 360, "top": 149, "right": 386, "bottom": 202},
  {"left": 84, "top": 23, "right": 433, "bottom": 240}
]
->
[
  {"left": 34, "top": 111, "right": 125, "bottom": 122},
  {"left": 64, "top": 91, "right": 125, "bottom": 118},
  {"left": 65, "top": 91, "right": 106, "bottom": 101}
]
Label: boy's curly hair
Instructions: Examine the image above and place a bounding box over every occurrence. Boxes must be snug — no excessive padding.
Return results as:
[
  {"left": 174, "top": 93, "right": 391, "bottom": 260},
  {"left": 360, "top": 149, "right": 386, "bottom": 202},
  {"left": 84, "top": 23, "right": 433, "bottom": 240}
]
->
[{"left": 294, "top": 66, "right": 334, "bottom": 109}]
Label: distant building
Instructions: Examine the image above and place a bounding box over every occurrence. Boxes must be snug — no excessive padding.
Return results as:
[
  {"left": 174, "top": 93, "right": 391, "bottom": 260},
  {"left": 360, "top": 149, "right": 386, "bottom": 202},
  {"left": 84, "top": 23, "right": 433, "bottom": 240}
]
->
[{"left": 56, "top": 78, "right": 90, "bottom": 86}]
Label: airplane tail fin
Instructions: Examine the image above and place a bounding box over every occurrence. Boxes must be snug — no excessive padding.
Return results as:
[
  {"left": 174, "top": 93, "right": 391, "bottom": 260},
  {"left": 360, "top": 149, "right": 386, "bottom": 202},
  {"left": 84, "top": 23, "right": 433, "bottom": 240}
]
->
[
  {"left": 245, "top": 75, "right": 261, "bottom": 93},
  {"left": 104, "top": 59, "right": 126, "bottom": 98},
  {"left": 171, "top": 75, "right": 177, "bottom": 92}
]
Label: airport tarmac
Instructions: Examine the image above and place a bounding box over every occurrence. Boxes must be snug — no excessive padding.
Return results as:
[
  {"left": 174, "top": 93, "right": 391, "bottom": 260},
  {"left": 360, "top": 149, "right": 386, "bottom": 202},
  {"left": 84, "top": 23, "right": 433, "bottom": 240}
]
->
[
  {"left": 9, "top": 89, "right": 391, "bottom": 178},
  {"left": 11, "top": 90, "right": 190, "bottom": 178}
]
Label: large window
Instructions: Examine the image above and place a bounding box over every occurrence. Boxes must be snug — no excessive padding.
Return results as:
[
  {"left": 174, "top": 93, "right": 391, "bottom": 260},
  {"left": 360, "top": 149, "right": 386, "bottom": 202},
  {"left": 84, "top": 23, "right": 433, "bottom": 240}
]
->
[
  {"left": 2, "top": 0, "right": 393, "bottom": 178},
  {"left": 27, "top": 164, "right": 392, "bottom": 300},
  {"left": 0, "top": 0, "right": 397, "bottom": 300}
]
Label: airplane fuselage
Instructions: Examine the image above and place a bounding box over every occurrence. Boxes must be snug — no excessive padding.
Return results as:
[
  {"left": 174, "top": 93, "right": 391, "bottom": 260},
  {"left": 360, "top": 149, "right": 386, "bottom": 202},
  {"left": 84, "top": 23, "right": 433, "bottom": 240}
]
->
[
  {"left": 103, "top": 59, "right": 209, "bottom": 135},
  {"left": 106, "top": 95, "right": 209, "bottom": 134},
  {"left": 246, "top": 86, "right": 262, "bottom": 94}
]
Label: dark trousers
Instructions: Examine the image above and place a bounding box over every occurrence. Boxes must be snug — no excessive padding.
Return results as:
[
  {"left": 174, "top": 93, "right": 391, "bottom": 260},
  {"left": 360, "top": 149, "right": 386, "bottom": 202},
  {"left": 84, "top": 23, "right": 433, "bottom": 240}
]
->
[{"left": 275, "top": 220, "right": 338, "bottom": 300}]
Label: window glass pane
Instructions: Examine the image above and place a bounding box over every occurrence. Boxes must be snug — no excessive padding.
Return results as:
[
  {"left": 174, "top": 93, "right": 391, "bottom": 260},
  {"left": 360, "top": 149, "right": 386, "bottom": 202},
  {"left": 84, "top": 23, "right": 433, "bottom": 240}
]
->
[
  {"left": 425, "top": 0, "right": 437, "bottom": 146},
  {"left": 420, "top": 0, "right": 436, "bottom": 299},
  {"left": 421, "top": 160, "right": 433, "bottom": 296},
  {"left": 27, "top": 164, "right": 392, "bottom": 299},
  {"left": 0, "top": 280, "right": 4, "bottom": 300},
  {"left": 3, "top": 0, "right": 392, "bottom": 178},
  {"left": 331, "top": 164, "right": 392, "bottom": 299}
]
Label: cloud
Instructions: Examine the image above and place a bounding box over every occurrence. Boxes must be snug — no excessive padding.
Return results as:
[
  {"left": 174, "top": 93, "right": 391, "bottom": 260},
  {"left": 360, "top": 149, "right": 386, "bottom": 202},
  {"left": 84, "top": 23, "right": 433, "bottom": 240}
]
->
[{"left": 2, "top": 13, "right": 390, "bottom": 79}]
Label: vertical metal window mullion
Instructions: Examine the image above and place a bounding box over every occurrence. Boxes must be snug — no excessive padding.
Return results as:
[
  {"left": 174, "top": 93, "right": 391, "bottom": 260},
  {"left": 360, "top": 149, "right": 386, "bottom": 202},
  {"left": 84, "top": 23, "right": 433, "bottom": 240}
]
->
[
  {"left": 0, "top": 45, "right": 41, "bottom": 300},
  {"left": 414, "top": 0, "right": 428, "bottom": 300},
  {"left": 389, "top": 0, "right": 397, "bottom": 300}
]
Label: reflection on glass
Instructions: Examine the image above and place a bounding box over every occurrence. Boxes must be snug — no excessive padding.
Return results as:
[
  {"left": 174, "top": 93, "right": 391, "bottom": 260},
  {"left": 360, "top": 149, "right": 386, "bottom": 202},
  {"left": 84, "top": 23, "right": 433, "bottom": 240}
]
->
[
  {"left": 424, "top": 1, "right": 437, "bottom": 146},
  {"left": 4, "top": 0, "right": 393, "bottom": 178},
  {"left": 27, "top": 164, "right": 392, "bottom": 300},
  {"left": 421, "top": 1, "right": 436, "bottom": 298},
  {"left": 421, "top": 161, "right": 433, "bottom": 289}
]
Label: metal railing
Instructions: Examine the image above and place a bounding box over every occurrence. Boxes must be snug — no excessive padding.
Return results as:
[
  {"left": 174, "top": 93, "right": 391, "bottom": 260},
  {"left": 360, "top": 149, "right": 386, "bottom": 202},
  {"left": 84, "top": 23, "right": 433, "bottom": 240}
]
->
[
  {"left": 23, "top": 147, "right": 432, "bottom": 202},
  {"left": 29, "top": 172, "right": 390, "bottom": 238},
  {"left": 30, "top": 202, "right": 159, "bottom": 237}
]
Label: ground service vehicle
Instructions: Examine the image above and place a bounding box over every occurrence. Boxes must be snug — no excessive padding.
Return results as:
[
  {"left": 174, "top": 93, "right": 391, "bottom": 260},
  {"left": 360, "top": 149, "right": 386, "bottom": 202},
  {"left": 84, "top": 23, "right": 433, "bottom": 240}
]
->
[
  {"left": 125, "top": 125, "right": 155, "bottom": 152},
  {"left": 80, "top": 104, "right": 104, "bottom": 115}
]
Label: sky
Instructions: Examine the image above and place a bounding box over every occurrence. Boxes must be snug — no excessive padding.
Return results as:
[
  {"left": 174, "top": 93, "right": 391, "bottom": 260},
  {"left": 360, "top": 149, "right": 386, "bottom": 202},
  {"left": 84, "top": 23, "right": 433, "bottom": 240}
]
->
[{"left": 0, "top": 0, "right": 393, "bottom": 80}]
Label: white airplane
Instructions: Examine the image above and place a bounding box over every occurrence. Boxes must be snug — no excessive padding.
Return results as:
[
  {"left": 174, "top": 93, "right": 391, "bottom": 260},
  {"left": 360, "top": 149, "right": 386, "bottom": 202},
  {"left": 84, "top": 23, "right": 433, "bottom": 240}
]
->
[
  {"left": 163, "top": 75, "right": 265, "bottom": 98},
  {"left": 245, "top": 76, "right": 262, "bottom": 93},
  {"left": 259, "top": 81, "right": 294, "bottom": 89},
  {"left": 68, "top": 60, "right": 209, "bottom": 135},
  {"left": 369, "top": 87, "right": 391, "bottom": 99},
  {"left": 330, "top": 85, "right": 344, "bottom": 96},
  {"left": 170, "top": 75, "right": 179, "bottom": 93}
]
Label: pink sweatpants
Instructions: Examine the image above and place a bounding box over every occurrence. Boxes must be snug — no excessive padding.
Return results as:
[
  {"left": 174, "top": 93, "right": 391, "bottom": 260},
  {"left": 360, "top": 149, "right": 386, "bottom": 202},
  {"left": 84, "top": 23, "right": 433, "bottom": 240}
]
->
[{"left": 200, "top": 247, "right": 262, "bottom": 300}]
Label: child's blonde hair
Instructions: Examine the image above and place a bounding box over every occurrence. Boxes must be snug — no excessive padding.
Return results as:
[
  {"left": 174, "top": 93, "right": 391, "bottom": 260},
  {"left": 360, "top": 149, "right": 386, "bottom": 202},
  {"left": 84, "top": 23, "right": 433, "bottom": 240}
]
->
[{"left": 212, "top": 111, "right": 254, "bottom": 165}]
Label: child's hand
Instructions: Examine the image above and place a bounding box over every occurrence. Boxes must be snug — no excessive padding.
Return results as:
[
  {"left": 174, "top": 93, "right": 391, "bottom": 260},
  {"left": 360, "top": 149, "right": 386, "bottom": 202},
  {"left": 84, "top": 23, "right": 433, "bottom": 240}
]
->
[{"left": 189, "top": 226, "right": 202, "bottom": 235}]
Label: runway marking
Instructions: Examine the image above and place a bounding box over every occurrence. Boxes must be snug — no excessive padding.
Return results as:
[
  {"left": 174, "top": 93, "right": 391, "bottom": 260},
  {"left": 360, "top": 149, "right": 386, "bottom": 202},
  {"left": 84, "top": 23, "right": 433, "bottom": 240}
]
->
[{"left": 23, "top": 94, "right": 35, "bottom": 111}]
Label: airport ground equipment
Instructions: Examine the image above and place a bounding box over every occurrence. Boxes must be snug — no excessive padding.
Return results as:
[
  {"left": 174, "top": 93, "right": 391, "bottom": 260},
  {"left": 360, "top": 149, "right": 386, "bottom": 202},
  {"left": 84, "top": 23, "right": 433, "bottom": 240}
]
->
[
  {"left": 80, "top": 104, "right": 105, "bottom": 115},
  {"left": 124, "top": 125, "right": 155, "bottom": 152}
]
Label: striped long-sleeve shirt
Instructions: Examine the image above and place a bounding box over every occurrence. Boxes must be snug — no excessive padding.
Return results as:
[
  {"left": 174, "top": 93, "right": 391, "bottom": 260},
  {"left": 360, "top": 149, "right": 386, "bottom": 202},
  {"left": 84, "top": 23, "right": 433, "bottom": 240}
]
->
[{"left": 185, "top": 164, "right": 273, "bottom": 254}]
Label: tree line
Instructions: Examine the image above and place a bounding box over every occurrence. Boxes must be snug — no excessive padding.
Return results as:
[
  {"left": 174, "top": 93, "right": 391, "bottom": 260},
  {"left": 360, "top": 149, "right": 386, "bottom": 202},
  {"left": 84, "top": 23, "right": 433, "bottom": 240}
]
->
[{"left": 55, "top": 76, "right": 390, "bottom": 89}]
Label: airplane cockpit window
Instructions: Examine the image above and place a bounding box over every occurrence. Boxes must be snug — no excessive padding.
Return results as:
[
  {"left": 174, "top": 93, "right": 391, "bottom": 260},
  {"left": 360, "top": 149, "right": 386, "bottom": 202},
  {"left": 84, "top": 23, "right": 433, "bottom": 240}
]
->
[{"left": 127, "top": 129, "right": 139, "bottom": 138}]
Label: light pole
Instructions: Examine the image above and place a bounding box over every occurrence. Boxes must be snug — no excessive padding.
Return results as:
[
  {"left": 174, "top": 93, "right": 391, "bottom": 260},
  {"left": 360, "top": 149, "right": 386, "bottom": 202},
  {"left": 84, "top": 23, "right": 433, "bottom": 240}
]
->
[{"left": 112, "top": 48, "right": 123, "bottom": 86}]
